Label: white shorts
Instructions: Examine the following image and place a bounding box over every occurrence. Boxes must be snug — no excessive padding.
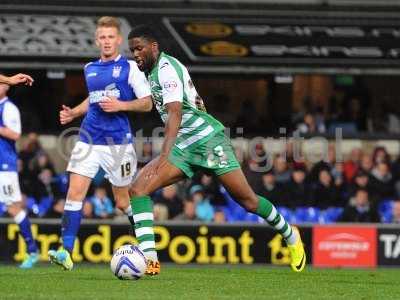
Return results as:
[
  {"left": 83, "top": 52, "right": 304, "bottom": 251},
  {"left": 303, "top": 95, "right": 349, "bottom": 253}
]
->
[
  {"left": 67, "top": 141, "right": 137, "bottom": 187},
  {"left": 0, "top": 171, "right": 22, "bottom": 205}
]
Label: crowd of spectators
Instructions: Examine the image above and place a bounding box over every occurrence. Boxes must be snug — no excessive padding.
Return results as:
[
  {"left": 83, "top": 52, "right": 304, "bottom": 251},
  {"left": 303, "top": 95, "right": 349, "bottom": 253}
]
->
[{"left": 1, "top": 132, "right": 400, "bottom": 224}]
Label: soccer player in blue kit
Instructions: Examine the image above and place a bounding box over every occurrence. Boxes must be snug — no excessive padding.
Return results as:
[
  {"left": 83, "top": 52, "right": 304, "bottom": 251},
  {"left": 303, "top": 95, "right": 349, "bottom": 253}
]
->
[
  {"left": 48, "top": 16, "right": 153, "bottom": 271},
  {"left": 0, "top": 75, "right": 39, "bottom": 268}
]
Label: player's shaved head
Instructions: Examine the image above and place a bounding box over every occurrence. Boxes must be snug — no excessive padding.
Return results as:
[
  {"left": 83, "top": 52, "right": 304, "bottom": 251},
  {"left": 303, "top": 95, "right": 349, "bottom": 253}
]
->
[{"left": 96, "top": 16, "right": 121, "bottom": 33}]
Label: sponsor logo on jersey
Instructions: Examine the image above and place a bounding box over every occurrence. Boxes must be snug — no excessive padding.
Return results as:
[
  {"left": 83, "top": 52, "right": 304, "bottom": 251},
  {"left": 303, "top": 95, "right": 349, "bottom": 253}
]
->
[
  {"left": 89, "top": 89, "right": 121, "bottom": 104},
  {"left": 87, "top": 72, "right": 97, "bottom": 77},
  {"left": 163, "top": 80, "right": 178, "bottom": 92},
  {"left": 112, "top": 66, "right": 122, "bottom": 78}
]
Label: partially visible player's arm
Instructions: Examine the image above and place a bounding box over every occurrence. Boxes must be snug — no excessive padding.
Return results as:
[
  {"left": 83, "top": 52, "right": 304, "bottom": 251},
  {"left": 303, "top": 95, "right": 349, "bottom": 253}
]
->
[
  {"left": 100, "top": 60, "right": 153, "bottom": 113},
  {"left": 99, "top": 95, "right": 153, "bottom": 112},
  {"left": 60, "top": 98, "right": 89, "bottom": 125},
  {"left": 160, "top": 101, "right": 182, "bottom": 157},
  {"left": 0, "top": 74, "right": 34, "bottom": 86},
  {"left": 0, "top": 102, "right": 21, "bottom": 141}
]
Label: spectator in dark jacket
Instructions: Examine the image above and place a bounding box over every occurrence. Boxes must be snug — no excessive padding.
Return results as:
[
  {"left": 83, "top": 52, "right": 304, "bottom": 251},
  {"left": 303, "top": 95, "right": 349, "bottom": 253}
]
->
[
  {"left": 307, "top": 145, "right": 336, "bottom": 183},
  {"left": 31, "top": 168, "right": 63, "bottom": 217},
  {"left": 154, "top": 184, "right": 183, "bottom": 219},
  {"left": 339, "top": 188, "right": 380, "bottom": 223},
  {"left": 273, "top": 155, "right": 291, "bottom": 184},
  {"left": 348, "top": 170, "right": 373, "bottom": 198},
  {"left": 31, "top": 152, "right": 56, "bottom": 177},
  {"left": 369, "top": 162, "right": 395, "bottom": 201},
  {"left": 259, "top": 171, "right": 288, "bottom": 207},
  {"left": 310, "top": 169, "right": 342, "bottom": 209},
  {"left": 286, "top": 167, "right": 309, "bottom": 208}
]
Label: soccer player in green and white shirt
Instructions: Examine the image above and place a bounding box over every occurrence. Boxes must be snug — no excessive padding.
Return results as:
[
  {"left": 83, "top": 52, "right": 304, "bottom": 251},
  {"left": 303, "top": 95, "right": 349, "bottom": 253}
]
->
[{"left": 105, "top": 24, "right": 306, "bottom": 275}]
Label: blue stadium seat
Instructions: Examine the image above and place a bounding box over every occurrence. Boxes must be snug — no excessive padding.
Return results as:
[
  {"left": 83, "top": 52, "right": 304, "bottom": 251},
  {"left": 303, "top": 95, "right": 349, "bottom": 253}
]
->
[
  {"left": 378, "top": 200, "right": 394, "bottom": 217},
  {"left": 328, "top": 122, "right": 357, "bottom": 134},
  {"left": 295, "top": 207, "right": 309, "bottom": 223},
  {"left": 0, "top": 202, "right": 6, "bottom": 216},
  {"left": 381, "top": 210, "right": 393, "bottom": 223},
  {"left": 277, "top": 206, "right": 295, "bottom": 223},
  {"left": 307, "top": 207, "right": 320, "bottom": 223},
  {"left": 320, "top": 207, "right": 344, "bottom": 223},
  {"left": 294, "top": 207, "right": 321, "bottom": 223}
]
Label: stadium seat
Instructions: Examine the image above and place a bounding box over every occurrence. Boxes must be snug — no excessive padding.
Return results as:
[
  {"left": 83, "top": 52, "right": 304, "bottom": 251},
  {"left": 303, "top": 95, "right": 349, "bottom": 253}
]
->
[
  {"left": 277, "top": 206, "right": 295, "bottom": 223},
  {"left": 0, "top": 202, "right": 6, "bottom": 216},
  {"left": 381, "top": 210, "right": 393, "bottom": 223},
  {"left": 378, "top": 200, "right": 394, "bottom": 217},
  {"left": 307, "top": 207, "right": 320, "bottom": 223},
  {"left": 294, "top": 207, "right": 309, "bottom": 223},
  {"left": 328, "top": 122, "right": 358, "bottom": 134},
  {"left": 319, "top": 207, "right": 344, "bottom": 224}
]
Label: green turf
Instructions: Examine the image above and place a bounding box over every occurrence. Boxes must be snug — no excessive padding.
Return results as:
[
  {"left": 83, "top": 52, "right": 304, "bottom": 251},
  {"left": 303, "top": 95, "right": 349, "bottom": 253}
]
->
[{"left": 0, "top": 264, "right": 399, "bottom": 300}]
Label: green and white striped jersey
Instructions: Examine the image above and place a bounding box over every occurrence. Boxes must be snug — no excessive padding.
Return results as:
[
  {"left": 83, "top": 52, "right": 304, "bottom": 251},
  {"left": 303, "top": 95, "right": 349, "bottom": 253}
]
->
[{"left": 147, "top": 52, "right": 224, "bottom": 150}]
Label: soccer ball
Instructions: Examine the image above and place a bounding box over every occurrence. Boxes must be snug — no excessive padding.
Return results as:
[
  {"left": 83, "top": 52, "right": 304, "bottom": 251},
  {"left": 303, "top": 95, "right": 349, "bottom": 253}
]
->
[{"left": 110, "top": 245, "right": 147, "bottom": 280}]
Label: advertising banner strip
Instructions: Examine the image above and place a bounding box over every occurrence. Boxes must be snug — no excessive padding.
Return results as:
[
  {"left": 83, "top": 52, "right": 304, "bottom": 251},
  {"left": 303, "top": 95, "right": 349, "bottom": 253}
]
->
[
  {"left": 164, "top": 17, "right": 400, "bottom": 66},
  {"left": 378, "top": 228, "right": 400, "bottom": 266},
  {"left": 0, "top": 222, "right": 312, "bottom": 265},
  {"left": 312, "top": 225, "right": 377, "bottom": 267}
]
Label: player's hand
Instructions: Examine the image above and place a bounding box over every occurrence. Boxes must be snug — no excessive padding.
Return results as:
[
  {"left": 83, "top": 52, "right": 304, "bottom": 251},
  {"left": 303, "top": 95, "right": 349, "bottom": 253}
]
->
[
  {"left": 99, "top": 96, "right": 125, "bottom": 112},
  {"left": 145, "top": 155, "right": 168, "bottom": 179},
  {"left": 60, "top": 105, "right": 75, "bottom": 125},
  {"left": 7, "top": 73, "right": 34, "bottom": 86}
]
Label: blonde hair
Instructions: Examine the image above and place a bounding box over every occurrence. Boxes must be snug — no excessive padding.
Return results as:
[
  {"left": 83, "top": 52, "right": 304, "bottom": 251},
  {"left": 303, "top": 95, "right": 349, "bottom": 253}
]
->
[{"left": 96, "top": 16, "right": 121, "bottom": 33}]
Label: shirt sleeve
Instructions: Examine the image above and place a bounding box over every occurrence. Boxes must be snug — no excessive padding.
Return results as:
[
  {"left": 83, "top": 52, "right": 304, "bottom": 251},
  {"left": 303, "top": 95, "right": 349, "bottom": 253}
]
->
[
  {"left": 128, "top": 61, "right": 151, "bottom": 98},
  {"left": 158, "top": 61, "right": 184, "bottom": 105},
  {"left": 3, "top": 102, "right": 21, "bottom": 134}
]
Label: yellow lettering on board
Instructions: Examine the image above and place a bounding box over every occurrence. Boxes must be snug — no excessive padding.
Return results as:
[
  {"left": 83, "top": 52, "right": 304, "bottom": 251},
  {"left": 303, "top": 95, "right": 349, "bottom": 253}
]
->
[
  {"left": 83, "top": 225, "right": 112, "bottom": 263},
  {"left": 169, "top": 236, "right": 196, "bottom": 264}
]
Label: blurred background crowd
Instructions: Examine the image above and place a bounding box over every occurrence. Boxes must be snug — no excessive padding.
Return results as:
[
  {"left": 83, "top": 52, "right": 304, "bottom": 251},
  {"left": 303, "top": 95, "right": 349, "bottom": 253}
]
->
[{"left": 3, "top": 130, "right": 400, "bottom": 225}]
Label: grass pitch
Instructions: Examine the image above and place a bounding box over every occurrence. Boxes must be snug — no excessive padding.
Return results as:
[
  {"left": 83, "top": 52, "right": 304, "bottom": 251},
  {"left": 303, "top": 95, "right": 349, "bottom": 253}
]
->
[{"left": 0, "top": 263, "right": 399, "bottom": 300}]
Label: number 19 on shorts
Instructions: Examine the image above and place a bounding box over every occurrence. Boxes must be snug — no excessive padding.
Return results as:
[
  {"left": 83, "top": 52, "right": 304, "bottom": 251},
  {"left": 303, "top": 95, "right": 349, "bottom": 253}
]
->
[{"left": 120, "top": 162, "right": 131, "bottom": 178}]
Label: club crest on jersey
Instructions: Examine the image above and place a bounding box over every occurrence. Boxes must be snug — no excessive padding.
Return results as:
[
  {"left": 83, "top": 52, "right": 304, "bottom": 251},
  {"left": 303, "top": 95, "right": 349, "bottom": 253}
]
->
[{"left": 112, "top": 66, "right": 122, "bottom": 78}]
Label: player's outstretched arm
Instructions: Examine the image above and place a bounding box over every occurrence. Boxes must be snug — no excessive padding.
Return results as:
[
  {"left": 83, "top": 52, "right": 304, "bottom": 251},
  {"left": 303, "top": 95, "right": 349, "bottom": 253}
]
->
[
  {"left": 99, "top": 95, "right": 153, "bottom": 113},
  {"left": 60, "top": 98, "right": 89, "bottom": 125},
  {"left": 0, "top": 73, "right": 34, "bottom": 86}
]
